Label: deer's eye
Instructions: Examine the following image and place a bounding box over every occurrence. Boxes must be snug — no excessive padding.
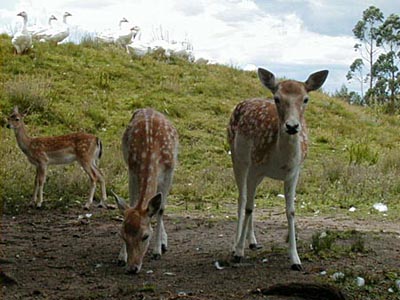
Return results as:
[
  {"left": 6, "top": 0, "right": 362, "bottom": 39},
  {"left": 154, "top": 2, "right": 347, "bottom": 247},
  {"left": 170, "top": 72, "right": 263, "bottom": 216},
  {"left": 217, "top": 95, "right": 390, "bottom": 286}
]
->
[
  {"left": 142, "top": 234, "right": 150, "bottom": 242},
  {"left": 274, "top": 96, "right": 280, "bottom": 104},
  {"left": 303, "top": 97, "right": 309, "bottom": 104}
]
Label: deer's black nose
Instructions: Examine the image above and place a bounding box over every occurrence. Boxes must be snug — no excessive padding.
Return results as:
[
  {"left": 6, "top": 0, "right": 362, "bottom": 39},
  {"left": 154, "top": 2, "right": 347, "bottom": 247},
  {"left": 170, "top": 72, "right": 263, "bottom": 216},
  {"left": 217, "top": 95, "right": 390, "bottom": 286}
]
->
[
  {"left": 285, "top": 122, "right": 299, "bottom": 135},
  {"left": 126, "top": 266, "right": 139, "bottom": 274}
]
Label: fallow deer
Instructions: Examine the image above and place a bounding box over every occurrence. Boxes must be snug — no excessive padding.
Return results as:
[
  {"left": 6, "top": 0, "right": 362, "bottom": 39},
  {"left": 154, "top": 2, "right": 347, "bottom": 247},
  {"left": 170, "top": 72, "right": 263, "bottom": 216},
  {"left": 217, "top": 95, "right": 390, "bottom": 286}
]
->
[
  {"left": 112, "top": 108, "right": 178, "bottom": 274},
  {"left": 6, "top": 106, "right": 107, "bottom": 209},
  {"left": 228, "top": 68, "right": 328, "bottom": 270}
]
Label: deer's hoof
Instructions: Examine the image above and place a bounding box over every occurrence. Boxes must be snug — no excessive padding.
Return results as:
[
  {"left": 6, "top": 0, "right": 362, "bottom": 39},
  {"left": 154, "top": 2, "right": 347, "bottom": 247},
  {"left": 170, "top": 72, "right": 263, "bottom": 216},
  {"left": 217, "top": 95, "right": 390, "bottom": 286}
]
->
[
  {"left": 249, "top": 243, "right": 262, "bottom": 250},
  {"left": 97, "top": 203, "right": 107, "bottom": 209},
  {"left": 232, "top": 255, "right": 243, "bottom": 263},
  {"left": 291, "top": 264, "right": 303, "bottom": 271},
  {"left": 152, "top": 253, "right": 161, "bottom": 260},
  {"left": 117, "top": 259, "right": 125, "bottom": 267},
  {"left": 161, "top": 244, "right": 168, "bottom": 254}
]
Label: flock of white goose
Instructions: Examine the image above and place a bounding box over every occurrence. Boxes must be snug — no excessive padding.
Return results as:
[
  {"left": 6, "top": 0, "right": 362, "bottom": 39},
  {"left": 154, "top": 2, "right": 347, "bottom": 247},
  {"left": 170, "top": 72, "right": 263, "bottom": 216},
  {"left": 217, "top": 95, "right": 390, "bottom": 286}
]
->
[
  {"left": 12, "top": 11, "right": 72, "bottom": 54},
  {"left": 11, "top": 11, "right": 194, "bottom": 60}
]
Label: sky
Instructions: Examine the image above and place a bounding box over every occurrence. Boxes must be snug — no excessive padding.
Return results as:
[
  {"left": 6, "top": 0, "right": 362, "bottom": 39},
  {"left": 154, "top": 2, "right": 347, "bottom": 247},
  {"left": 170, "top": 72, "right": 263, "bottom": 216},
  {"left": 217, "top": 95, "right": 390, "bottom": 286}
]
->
[{"left": 1, "top": 0, "right": 399, "bottom": 94}]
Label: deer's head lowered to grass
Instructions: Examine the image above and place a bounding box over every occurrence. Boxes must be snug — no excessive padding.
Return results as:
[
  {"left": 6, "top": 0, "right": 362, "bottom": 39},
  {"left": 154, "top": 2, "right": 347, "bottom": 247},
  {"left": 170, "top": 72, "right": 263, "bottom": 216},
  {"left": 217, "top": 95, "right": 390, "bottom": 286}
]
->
[
  {"left": 112, "top": 191, "right": 162, "bottom": 273},
  {"left": 112, "top": 108, "right": 178, "bottom": 274}
]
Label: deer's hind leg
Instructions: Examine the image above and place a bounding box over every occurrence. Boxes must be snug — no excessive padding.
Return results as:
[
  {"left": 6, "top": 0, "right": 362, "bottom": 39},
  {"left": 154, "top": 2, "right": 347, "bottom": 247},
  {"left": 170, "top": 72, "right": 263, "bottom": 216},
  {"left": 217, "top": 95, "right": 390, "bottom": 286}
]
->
[
  {"left": 79, "top": 159, "right": 99, "bottom": 210},
  {"left": 91, "top": 160, "right": 107, "bottom": 208}
]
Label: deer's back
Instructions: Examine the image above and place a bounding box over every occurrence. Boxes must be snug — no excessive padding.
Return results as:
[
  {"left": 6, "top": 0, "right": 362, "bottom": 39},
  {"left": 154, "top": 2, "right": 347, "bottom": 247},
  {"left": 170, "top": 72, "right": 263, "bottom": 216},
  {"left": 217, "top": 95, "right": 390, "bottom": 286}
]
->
[{"left": 122, "top": 108, "right": 178, "bottom": 173}]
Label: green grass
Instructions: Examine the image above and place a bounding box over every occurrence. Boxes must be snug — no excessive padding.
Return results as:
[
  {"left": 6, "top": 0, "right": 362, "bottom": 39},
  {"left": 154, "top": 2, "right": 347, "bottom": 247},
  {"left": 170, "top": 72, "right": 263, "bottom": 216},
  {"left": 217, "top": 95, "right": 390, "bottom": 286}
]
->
[{"left": 1, "top": 33, "right": 400, "bottom": 221}]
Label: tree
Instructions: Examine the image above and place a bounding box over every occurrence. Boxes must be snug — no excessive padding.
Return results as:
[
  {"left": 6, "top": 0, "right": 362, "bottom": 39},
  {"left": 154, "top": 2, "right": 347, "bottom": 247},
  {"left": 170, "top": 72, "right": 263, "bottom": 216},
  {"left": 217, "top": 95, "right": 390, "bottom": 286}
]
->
[
  {"left": 333, "top": 84, "right": 363, "bottom": 105},
  {"left": 351, "top": 6, "right": 384, "bottom": 103},
  {"left": 373, "top": 13, "right": 400, "bottom": 112},
  {"left": 346, "top": 58, "right": 365, "bottom": 99}
]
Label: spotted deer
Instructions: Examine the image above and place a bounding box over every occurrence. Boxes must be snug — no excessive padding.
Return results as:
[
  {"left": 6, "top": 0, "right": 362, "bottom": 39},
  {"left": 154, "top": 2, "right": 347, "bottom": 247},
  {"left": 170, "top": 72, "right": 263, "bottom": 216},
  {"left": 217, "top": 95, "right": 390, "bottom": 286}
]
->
[
  {"left": 6, "top": 106, "right": 107, "bottom": 209},
  {"left": 112, "top": 108, "right": 178, "bottom": 274},
  {"left": 228, "top": 68, "right": 328, "bottom": 270}
]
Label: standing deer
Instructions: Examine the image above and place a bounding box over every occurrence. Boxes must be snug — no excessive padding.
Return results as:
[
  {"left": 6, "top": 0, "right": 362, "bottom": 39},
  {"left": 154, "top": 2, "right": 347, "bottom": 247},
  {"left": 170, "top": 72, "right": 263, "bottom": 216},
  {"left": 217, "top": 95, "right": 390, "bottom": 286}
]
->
[
  {"left": 112, "top": 108, "right": 178, "bottom": 274},
  {"left": 6, "top": 106, "right": 107, "bottom": 209},
  {"left": 228, "top": 68, "right": 328, "bottom": 270}
]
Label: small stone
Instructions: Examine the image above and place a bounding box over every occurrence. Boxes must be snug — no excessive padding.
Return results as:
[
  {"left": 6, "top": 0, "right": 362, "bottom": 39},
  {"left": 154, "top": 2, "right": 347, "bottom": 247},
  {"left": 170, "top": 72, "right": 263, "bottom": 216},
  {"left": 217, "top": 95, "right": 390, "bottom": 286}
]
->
[
  {"left": 356, "top": 277, "right": 365, "bottom": 287},
  {"left": 332, "top": 272, "right": 345, "bottom": 281},
  {"left": 373, "top": 203, "right": 388, "bottom": 212},
  {"left": 395, "top": 279, "right": 400, "bottom": 290},
  {"left": 214, "top": 261, "right": 224, "bottom": 270}
]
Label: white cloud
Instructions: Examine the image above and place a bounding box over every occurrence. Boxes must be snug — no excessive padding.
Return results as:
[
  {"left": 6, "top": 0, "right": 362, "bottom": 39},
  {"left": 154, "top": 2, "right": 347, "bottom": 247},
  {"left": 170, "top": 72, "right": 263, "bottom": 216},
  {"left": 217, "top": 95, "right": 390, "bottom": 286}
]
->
[{"left": 174, "top": 0, "right": 205, "bottom": 16}]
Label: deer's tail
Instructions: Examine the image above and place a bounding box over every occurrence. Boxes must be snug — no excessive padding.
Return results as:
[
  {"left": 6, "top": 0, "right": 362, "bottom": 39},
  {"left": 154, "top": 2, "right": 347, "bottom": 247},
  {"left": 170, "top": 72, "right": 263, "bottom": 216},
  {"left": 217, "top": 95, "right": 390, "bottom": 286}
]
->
[{"left": 96, "top": 137, "right": 103, "bottom": 160}]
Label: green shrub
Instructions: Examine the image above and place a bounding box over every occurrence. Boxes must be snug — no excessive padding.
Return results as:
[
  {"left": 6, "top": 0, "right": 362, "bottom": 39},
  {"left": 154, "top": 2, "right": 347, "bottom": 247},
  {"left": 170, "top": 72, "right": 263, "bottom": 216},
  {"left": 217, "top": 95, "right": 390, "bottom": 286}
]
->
[
  {"left": 5, "top": 75, "right": 53, "bottom": 113},
  {"left": 347, "top": 143, "right": 379, "bottom": 166}
]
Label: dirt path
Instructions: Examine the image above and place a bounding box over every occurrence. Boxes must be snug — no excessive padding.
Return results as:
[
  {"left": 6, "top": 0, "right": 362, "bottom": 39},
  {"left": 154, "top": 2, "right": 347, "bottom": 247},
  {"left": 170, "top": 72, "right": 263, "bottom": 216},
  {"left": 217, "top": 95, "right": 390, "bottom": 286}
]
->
[{"left": 1, "top": 207, "right": 399, "bottom": 299}]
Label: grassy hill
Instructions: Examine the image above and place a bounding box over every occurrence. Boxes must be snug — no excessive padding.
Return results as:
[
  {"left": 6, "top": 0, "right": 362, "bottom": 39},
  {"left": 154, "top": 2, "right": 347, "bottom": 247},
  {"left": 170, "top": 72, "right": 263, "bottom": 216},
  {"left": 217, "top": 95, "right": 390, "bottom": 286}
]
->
[{"left": 1, "top": 34, "right": 400, "bottom": 220}]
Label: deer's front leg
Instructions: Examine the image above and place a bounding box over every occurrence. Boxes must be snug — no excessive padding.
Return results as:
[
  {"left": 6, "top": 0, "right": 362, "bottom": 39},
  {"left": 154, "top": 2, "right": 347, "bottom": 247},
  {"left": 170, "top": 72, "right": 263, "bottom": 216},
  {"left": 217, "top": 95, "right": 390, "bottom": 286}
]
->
[
  {"left": 152, "top": 208, "right": 165, "bottom": 260},
  {"left": 231, "top": 154, "right": 249, "bottom": 253},
  {"left": 233, "top": 173, "right": 261, "bottom": 260},
  {"left": 32, "top": 168, "right": 40, "bottom": 207},
  {"left": 35, "top": 164, "right": 47, "bottom": 208},
  {"left": 284, "top": 171, "right": 302, "bottom": 271},
  {"left": 118, "top": 243, "right": 127, "bottom": 266}
]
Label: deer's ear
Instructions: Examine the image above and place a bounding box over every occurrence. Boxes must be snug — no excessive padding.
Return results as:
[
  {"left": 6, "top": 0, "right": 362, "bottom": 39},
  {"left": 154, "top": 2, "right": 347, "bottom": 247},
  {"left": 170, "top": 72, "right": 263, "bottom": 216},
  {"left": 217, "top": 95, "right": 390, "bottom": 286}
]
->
[
  {"left": 111, "top": 190, "right": 129, "bottom": 213},
  {"left": 258, "top": 68, "right": 277, "bottom": 93},
  {"left": 305, "top": 70, "right": 329, "bottom": 92},
  {"left": 13, "top": 106, "right": 19, "bottom": 114},
  {"left": 147, "top": 193, "right": 162, "bottom": 218}
]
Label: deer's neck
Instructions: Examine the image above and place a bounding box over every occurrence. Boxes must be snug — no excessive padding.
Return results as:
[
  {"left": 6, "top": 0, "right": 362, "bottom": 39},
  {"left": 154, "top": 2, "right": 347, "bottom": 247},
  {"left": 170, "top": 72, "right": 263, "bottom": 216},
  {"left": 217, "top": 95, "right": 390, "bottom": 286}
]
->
[
  {"left": 135, "top": 159, "right": 159, "bottom": 210},
  {"left": 14, "top": 124, "right": 32, "bottom": 155},
  {"left": 276, "top": 119, "right": 307, "bottom": 161}
]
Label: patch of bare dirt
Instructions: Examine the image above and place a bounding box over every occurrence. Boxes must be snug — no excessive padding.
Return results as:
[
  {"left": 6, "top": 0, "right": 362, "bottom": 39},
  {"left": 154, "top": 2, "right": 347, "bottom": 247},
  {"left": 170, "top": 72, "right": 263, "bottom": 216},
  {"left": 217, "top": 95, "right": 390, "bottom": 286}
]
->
[{"left": 1, "top": 207, "right": 399, "bottom": 299}]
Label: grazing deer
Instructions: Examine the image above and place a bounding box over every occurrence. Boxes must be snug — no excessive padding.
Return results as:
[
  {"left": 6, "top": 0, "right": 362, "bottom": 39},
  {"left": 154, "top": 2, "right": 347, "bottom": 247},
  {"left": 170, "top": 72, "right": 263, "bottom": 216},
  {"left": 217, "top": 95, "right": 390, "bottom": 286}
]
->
[
  {"left": 112, "top": 108, "right": 178, "bottom": 274},
  {"left": 228, "top": 68, "right": 328, "bottom": 270},
  {"left": 6, "top": 106, "right": 107, "bottom": 209}
]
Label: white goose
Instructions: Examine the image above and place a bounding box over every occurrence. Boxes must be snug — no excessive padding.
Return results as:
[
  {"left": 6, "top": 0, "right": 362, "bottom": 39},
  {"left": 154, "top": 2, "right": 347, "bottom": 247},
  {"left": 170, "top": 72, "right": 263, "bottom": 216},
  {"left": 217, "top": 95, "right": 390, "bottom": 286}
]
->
[
  {"left": 97, "top": 17, "right": 129, "bottom": 43},
  {"left": 12, "top": 11, "right": 32, "bottom": 54},
  {"left": 41, "top": 12, "right": 72, "bottom": 44},
  {"left": 115, "top": 26, "right": 140, "bottom": 52},
  {"left": 31, "top": 15, "right": 58, "bottom": 40}
]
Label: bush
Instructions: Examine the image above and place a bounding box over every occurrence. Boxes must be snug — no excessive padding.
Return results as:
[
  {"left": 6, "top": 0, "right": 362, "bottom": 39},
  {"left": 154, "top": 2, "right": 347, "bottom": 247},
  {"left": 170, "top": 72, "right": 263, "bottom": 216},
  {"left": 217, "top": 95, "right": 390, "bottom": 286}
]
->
[
  {"left": 347, "top": 143, "right": 379, "bottom": 166},
  {"left": 5, "top": 75, "right": 53, "bottom": 113}
]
